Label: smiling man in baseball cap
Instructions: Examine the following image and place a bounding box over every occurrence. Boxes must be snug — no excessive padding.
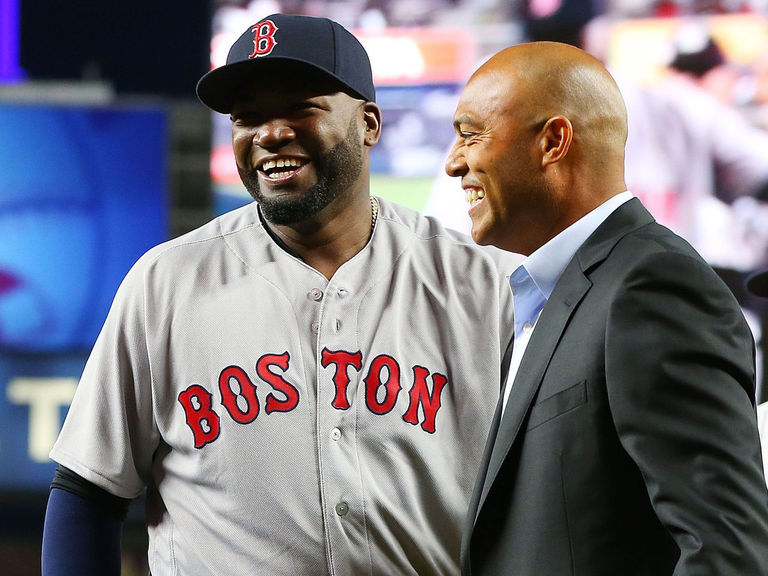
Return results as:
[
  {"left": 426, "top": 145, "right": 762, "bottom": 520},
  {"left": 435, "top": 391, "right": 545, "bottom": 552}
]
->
[{"left": 42, "top": 13, "right": 519, "bottom": 576}]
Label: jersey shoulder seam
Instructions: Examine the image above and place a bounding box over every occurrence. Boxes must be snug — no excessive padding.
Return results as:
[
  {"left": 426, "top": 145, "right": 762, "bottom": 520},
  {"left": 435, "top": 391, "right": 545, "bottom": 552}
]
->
[{"left": 140, "top": 220, "right": 264, "bottom": 269}]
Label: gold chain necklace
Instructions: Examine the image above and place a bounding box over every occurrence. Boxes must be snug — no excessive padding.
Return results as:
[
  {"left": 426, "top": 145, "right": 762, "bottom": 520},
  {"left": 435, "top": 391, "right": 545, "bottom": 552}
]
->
[{"left": 370, "top": 196, "right": 379, "bottom": 230}]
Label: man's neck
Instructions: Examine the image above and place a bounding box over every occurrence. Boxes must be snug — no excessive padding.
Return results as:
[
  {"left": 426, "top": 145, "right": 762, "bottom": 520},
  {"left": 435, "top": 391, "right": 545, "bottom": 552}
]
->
[{"left": 261, "top": 196, "right": 377, "bottom": 280}]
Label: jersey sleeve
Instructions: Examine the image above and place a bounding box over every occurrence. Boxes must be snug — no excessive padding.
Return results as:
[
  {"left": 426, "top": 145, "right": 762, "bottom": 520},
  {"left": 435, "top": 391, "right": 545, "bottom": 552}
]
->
[{"left": 50, "top": 256, "right": 159, "bottom": 499}]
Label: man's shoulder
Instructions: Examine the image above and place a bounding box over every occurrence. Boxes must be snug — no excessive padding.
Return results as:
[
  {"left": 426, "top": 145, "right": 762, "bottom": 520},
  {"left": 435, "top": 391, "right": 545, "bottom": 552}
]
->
[
  {"left": 127, "top": 203, "right": 265, "bottom": 276},
  {"left": 595, "top": 213, "right": 737, "bottom": 310},
  {"left": 165, "top": 202, "right": 262, "bottom": 249},
  {"left": 616, "top": 217, "right": 707, "bottom": 265},
  {"left": 583, "top": 197, "right": 700, "bottom": 264}
]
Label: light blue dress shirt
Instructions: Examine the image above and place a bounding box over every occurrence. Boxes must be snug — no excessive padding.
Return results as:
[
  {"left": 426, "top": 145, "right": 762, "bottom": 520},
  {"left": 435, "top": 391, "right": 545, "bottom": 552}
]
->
[{"left": 502, "top": 191, "right": 633, "bottom": 414}]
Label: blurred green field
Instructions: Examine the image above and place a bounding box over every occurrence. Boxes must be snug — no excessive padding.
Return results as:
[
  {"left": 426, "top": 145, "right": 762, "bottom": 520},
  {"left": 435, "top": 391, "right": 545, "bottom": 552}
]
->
[
  {"left": 370, "top": 176, "right": 432, "bottom": 212},
  {"left": 215, "top": 175, "right": 435, "bottom": 216}
]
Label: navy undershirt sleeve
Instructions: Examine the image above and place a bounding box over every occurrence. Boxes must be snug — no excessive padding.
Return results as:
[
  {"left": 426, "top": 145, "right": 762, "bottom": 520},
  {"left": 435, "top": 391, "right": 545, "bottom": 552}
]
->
[{"left": 42, "top": 467, "right": 130, "bottom": 576}]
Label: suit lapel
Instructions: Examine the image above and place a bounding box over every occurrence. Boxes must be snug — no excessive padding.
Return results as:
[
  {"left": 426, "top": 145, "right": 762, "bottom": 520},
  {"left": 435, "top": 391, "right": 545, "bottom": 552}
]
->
[
  {"left": 472, "top": 198, "right": 655, "bottom": 521},
  {"left": 477, "top": 269, "right": 590, "bottom": 512}
]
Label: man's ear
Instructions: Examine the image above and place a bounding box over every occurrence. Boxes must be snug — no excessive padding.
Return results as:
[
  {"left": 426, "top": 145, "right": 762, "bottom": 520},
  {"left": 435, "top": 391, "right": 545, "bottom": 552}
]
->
[
  {"left": 539, "top": 115, "right": 573, "bottom": 167},
  {"left": 362, "top": 102, "right": 382, "bottom": 147}
]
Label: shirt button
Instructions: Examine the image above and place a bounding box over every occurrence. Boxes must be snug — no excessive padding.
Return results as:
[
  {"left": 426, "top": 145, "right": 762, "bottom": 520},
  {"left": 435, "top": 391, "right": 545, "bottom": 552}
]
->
[
  {"left": 311, "top": 321, "right": 320, "bottom": 334},
  {"left": 337, "top": 288, "right": 348, "bottom": 298},
  {"left": 330, "top": 428, "right": 342, "bottom": 441},
  {"left": 335, "top": 502, "right": 349, "bottom": 517},
  {"left": 308, "top": 288, "right": 323, "bottom": 301},
  {"left": 523, "top": 322, "right": 533, "bottom": 334}
]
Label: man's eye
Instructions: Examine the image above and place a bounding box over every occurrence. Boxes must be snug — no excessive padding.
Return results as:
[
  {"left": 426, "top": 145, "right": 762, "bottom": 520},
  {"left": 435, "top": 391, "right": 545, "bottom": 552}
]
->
[
  {"left": 293, "top": 102, "right": 319, "bottom": 111},
  {"left": 231, "top": 113, "right": 258, "bottom": 124}
]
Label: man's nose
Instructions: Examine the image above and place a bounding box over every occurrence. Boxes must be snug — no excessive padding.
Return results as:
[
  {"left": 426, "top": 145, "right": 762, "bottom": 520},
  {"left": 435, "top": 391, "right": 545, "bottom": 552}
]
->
[
  {"left": 445, "top": 143, "right": 467, "bottom": 177},
  {"left": 254, "top": 121, "right": 296, "bottom": 148}
]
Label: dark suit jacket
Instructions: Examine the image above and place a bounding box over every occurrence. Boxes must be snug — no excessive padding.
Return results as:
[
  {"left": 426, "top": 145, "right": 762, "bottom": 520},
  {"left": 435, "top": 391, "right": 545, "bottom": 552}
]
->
[{"left": 463, "top": 199, "right": 768, "bottom": 575}]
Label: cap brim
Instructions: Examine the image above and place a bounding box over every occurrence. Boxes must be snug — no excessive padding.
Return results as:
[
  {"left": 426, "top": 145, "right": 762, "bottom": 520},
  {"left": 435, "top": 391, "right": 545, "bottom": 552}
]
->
[
  {"left": 196, "top": 57, "right": 368, "bottom": 114},
  {"left": 746, "top": 269, "right": 768, "bottom": 298}
]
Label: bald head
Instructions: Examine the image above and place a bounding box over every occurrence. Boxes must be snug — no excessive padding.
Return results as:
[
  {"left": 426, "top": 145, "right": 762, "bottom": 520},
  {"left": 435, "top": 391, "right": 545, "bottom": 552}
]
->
[
  {"left": 445, "top": 41, "right": 629, "bottom": 254},
  {"left": 479, "top": 42, "right": 628, "bottom": 166}
]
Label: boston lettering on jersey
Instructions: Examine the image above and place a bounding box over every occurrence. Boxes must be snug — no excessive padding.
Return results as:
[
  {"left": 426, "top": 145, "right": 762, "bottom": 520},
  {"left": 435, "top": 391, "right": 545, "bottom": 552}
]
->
[{"left": 178, "top": 347, "right": 448, "bottom": 448}]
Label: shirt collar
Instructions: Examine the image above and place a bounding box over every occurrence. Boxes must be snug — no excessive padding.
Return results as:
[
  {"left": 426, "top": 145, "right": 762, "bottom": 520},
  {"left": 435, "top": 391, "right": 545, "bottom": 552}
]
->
[{"left": 517, "top": 191, "right": 633, "bottom": 298}]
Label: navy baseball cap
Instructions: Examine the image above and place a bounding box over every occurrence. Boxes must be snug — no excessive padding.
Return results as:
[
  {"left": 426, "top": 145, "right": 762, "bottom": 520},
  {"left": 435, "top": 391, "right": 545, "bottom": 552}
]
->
[
  {"left": 746, "top": 269, "right": 768, "bottom": 298},
  {"left": 196, "top": 13, "right": 375, "bottom": 114}
]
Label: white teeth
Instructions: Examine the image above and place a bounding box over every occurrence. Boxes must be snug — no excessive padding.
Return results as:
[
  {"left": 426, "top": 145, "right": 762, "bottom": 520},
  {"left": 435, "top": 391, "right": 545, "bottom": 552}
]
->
[
  {"left": 261, "top": 158, "right": 301, "bottom": 172},
  {"left": 465, "top": 189, "right": 485, "bottom": 205}
]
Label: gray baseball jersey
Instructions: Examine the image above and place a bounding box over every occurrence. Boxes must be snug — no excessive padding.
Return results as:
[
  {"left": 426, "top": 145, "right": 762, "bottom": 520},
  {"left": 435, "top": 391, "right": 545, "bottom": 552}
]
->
[{"left": 50, "top": 198, "right": 518, "bottom": 576}]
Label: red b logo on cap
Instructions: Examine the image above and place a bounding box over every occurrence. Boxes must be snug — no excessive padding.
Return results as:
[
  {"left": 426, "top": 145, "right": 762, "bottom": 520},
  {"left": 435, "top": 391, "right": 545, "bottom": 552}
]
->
[{"left": 249, "top": 19, "right": 278, "bottom": 58}]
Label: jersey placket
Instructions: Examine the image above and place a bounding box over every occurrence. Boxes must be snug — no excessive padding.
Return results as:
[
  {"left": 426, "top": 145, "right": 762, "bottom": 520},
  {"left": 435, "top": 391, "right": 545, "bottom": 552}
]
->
[{"left": 313, "top": 274, "right": 372, "bottom": 576}]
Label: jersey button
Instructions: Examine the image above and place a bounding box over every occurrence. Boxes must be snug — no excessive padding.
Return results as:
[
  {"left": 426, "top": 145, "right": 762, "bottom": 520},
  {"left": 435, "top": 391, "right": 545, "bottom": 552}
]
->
[
  {"left": 311, "top": 321, "right": 320, "bottom": 334},
  {"left": 335, "top": 502, "right": 349, "bottom": 517},
  {"left": 309, "top": 288, "right": 323, "bottom": 301},
  {"left": 337, "top": 288, "right": 348, "bottom": 298},
  {"left": 330, "top": 427, "right": 342, "bottom": 441}
]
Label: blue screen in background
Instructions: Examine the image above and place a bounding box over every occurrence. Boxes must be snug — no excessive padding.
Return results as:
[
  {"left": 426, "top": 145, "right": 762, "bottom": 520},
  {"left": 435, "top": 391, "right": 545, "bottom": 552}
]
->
[
  {"left": 0, "top": 103, "right": 168, "bottom": 352},
  {"left": 0, "top": 103, "right": 168, "bottom": 490}
]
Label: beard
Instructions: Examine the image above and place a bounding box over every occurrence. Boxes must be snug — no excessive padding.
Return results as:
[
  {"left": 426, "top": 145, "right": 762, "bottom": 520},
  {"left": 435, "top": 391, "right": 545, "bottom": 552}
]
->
[{"left": 240, "top": 117, "right": 364, "bottom": 226}]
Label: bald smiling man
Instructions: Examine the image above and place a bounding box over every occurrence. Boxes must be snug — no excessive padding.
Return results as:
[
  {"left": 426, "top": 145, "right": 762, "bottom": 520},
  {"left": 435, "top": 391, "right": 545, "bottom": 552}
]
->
[{"left": 447, "top": 42, "right": 768, "bottom": 576}]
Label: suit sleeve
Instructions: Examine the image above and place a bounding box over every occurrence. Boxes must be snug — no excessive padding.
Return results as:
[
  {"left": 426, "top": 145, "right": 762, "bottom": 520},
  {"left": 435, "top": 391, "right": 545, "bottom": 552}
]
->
[{"left": 605, "top": 250, "right": 768, "bottom": 575}]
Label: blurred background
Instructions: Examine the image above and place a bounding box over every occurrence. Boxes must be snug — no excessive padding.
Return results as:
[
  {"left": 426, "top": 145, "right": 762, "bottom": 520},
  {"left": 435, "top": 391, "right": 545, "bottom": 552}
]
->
[{"left": 2, "top": 0, "right": 768, "bottom": 573}]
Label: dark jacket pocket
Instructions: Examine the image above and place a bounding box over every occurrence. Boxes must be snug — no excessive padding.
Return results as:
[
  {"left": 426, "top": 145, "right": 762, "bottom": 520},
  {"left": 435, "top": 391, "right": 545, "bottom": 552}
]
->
[{"left": 526, "top": 380, "right": 587, "bottom": 431}]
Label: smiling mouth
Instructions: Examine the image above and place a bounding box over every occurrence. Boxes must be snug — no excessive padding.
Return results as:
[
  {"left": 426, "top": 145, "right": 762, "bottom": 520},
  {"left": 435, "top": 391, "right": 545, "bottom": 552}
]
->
[
  {"left": 259, "top": 157, "right": 307, "bottom": 181},
  {"left": 465, "top": 188, "right": 485, "bottom": 207}
]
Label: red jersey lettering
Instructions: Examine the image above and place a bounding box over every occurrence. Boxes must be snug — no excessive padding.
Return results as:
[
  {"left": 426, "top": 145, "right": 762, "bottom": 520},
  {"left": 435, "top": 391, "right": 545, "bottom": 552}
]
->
[
  {"left": 178, "top": 385, "right": 221, "bottom": 448},
  {"left": 365, "top": 354, "right": 401, "bottom": 415},
  {"left": 258, "top": 352, "right": 300, "bottom": 414},
  {"left": 403, "top": 365, "right": 447, "bottom": 433},
  {"left": 321, "top": 348, "right": 363, "bottom": 410},
  {"left": 219, "top": 365, "right": 260, "bottom": 424}
]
